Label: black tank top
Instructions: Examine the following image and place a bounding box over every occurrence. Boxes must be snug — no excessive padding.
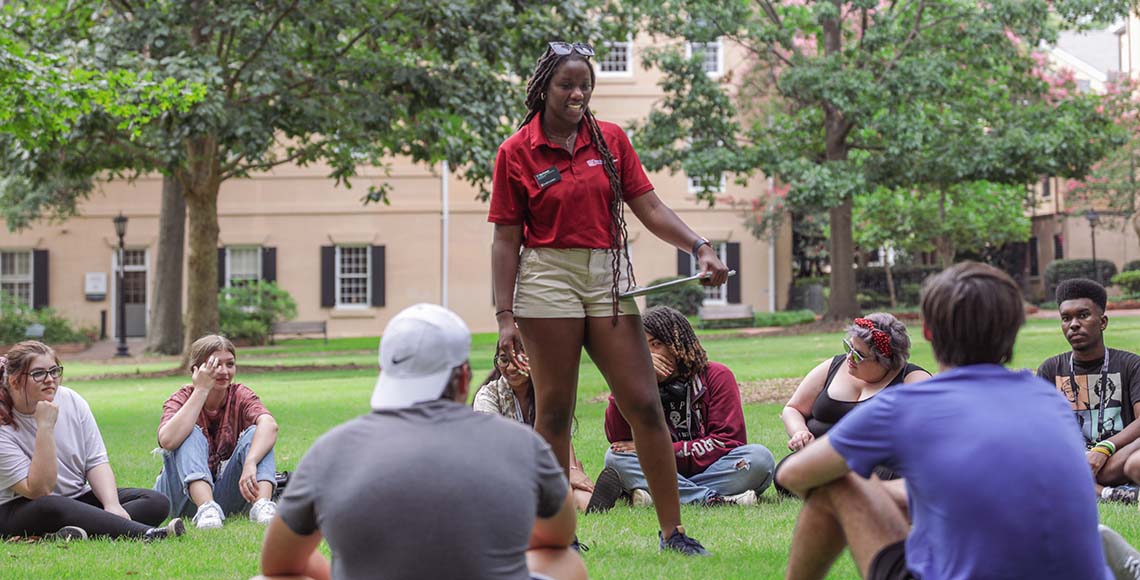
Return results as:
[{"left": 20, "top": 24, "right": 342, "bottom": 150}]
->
[{"left": 805, "top": 355, "right": 926, "bottom": 438}]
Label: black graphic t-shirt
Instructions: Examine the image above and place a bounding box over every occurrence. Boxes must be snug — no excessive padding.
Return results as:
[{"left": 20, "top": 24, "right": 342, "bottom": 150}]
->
[
  {"left": 664, "top": 398, "right": 694, "bottom": 441},
  {"left": 1037, "top": 348, "right": 1140, "bottom": 446}
]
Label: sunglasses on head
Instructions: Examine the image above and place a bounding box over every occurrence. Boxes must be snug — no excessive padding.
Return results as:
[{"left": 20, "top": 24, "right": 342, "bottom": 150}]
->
[
  {"left": 842, "top": 339, "right": 867, "bottom": 364},
  {"left": 549, "top": 42, "right": 594, "bottom": 57},
  {"left": 28, "top": 366, "right": 63, "bottom": 383}
]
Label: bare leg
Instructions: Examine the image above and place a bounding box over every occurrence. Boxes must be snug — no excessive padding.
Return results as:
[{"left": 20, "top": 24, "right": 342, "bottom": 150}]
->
[
  {"left": 515, "top": 318, "right": 587, "bottom": 473},
  {"left": 258, "top": 481, "right": 273, "bottom": 501},
  {"left": 585, "top": 315, "right": 682, "bottom": 537},
  {"left": 189, "top": 480, "right": 215, "bottom": 506},
  {"left": 527, "top": 547, "right": 588, "bottom": 580},
  {"left": 572, "top": 490, "right": 592, "bottom": 512},
  {"left": 1108, "top": 439, "right": 1140, "bottom": 486},
  {"left": 786, "top": 474, "right": 909, "bottom": 580}
]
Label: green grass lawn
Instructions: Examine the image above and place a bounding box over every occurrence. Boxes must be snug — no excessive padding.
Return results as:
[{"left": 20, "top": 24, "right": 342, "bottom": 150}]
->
[{"left": 5, "top": 316, "right": 1140, "bottom": 579}]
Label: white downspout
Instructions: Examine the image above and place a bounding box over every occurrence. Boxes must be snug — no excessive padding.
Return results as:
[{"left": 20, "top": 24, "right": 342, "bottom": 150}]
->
[
  {"left": 768, "top": 175, "right": 777, "bottom": 312},
  {"left": 441, "top": 160, "right": 450, "bottom": 308}
]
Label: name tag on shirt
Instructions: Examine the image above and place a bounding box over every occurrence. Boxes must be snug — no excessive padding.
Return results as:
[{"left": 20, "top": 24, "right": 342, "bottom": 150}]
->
[{"left": 534, "top": 166, "right": 562, "bottom": 189}]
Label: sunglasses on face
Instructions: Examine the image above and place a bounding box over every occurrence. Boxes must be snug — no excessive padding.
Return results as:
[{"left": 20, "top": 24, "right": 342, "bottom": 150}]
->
[
  {"left": 842, "top": 339, "right": 867, "bottom": 364},
  {"left": 549, "top": 42, "right": 594, "bottom": 57},
  {"left": 28, "top": 366, "right": 63, "bottom": 383}
]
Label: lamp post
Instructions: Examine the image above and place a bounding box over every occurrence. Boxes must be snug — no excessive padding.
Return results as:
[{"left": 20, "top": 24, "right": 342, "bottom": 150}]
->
[
  {"left": 113, "top": 213, "right": 129, "bottom": 357},
  {"left": 1086, "top": 209, "right": 1100, "bottom": 284}
]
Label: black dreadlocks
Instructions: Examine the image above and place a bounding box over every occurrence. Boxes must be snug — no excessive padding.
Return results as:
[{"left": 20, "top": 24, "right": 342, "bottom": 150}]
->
[
  {"left": 643, "top": 305, "right": 708, "bottom": 383},
  {"left": 520, "top": 46, "right": 636, "bottom": 318}
]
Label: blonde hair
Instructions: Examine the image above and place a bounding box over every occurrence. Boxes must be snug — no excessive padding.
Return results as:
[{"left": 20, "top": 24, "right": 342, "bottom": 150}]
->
[{"left": 188, "top": 334, "right": 237, "bottom": 370}]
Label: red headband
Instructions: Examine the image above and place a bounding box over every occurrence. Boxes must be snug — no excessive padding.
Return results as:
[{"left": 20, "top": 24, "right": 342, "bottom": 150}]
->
[{"left": 853, "top": 318, "right": 893, "bottom": 359}]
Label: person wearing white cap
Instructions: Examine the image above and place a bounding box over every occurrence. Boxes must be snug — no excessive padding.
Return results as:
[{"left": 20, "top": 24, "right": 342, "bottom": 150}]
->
[{"left": 257, "top": 304, "right": 585, "bottom": 580}]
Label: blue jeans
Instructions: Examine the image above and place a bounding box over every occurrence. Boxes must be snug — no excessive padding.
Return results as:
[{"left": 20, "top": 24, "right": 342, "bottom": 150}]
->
[
  {"left": 154, "top": 425, "right": 276, "bottom": 519},
  {"left": 604, "top": 444, "right": 776, "bottom": 504}
]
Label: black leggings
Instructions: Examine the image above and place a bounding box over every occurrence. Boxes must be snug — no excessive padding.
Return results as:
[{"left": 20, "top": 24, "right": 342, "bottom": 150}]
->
[{"left": 0, "top": 488, "right": 169, "bottom": 538}]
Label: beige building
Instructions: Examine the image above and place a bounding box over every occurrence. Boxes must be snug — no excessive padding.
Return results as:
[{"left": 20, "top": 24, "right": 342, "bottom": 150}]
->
[{"left": 0, "top": 37, "right": 792, "bottom": 339}]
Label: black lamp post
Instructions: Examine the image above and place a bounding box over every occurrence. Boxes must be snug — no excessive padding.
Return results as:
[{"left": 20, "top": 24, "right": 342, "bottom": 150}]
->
[
  {"left": 113, "top": 213, "right": 130, "bottom": 357},
  {"left": 1086, "top": 209, "right": 1100, "bottom": 284}
]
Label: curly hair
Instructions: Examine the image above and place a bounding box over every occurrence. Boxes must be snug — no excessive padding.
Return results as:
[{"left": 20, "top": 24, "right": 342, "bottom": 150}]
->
[
  {"left": 0, "top": 341, "right": 60, "bottom": 429},
  {"left": 1056, "top": 278, "right": 1107, "bottom": 313},
  {"left": 643, "top": 305, "right": 708, "bottom": 383},
  {"left": 846, "top": 313, "right": 911, "bottom": 371},
  {"left": 520, "top": 45, "right": 636, "bottom": 318}
]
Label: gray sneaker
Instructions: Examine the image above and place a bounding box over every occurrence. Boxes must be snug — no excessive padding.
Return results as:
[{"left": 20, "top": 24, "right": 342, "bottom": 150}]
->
[
  {"left": 1101, "top": 524, "right": 1140, "bottom": 580},
  {"left": 144, "top": 518, "right": 186, "bottom": 542},
  {"left": 44, "top": 526, "right": 87, "bottom": 542}
]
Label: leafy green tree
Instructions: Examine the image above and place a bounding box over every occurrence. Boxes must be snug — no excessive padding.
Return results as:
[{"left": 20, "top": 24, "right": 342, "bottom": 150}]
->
[
  {"left": 1, "top": 0, "right": 610, "bottom": 355},
  {"left": 627, "top": 0, "right": 1126, "bottom": 319}
]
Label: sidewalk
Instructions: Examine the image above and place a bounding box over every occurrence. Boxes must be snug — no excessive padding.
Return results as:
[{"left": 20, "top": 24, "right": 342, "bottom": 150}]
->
[{"left": 67, "top": 337, "right": 176, "bottom": 363}]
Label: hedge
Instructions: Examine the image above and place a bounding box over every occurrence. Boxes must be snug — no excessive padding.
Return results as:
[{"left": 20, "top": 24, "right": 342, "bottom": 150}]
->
[
  {"left": 1043, "top": 259, "right": 1119, "bottom": 302},
  {"left": 645, "top": 276, "right": 705, "bottom": 316}
]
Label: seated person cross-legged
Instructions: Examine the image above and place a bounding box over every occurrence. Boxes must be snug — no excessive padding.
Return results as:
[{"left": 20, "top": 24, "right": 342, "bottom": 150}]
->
[
  {"left": 777, "top": 313, "right": 929, "bottom": 494},
  {"left": 0, "top": 341, "right": 182, "bottom": 541},
  {"left": 777, "top": 263, "right": 1114, "bottom": 580},
  {"left": 473, "top": 354, "right": 598, "bottom": 512},
  {"left": 154, "top": 335, "right": 280, "bottom": 530},
  {"left": 593, "top": 306, "right": 775, "bottom": 509},
  {"left": 258, "top": 304, "right": 585, "bottom": 580}
]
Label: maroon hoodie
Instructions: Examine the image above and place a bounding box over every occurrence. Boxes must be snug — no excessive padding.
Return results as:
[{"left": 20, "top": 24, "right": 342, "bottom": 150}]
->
[{"left": 604, "top": 361, "right": 748, "bottom": 478}]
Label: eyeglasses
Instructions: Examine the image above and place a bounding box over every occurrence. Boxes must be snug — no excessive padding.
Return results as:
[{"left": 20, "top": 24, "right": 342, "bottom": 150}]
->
[
  {"left": 842, "top": 339, "right": 867, "bottom": 364},
  {"left": 494, "top": 354, "right": 513, "bottom": 367},
  {"left": 548, "top": 42, "right": 594, "bottom": 57},
  {"left": 28, "top": 366, "right": 63, "bottom": 383}
]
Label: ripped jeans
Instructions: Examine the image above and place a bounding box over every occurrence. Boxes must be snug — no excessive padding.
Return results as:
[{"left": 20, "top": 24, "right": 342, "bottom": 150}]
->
[
  {"left": 153, "top": 425, "right": 276, "bottom": 519},
  {"left": 604, "top": 444, "right": 776, "bottom": 504}
]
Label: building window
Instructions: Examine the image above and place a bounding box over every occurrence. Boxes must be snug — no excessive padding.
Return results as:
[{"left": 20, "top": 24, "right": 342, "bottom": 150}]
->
[
  {"left": 1053, "top": 234, "right": 1064, "bottom": 260},
  {"left": 0, "top": 251, "right": 32, "bottom": 308},
  {"left": 688, "top": 173, "right": 726, "bottom": 194},
  {"left": 690, "top": 242, "right": 728, "bottom": 304},
  {"left": 597, "top": 41, "right": 632, "bottom": 77},
  {"left": 686, "top": 38, "right": 723, "bottom": 76},
  {"left": 1041, "top": 176, "right": 1051, "bottom": 199},
  {"left": 336, "top": 245, "right": 370, "bottom": 307},
  {"left": 226, "top": 246, "right": 262, "bottom": 287},
  {"left": 1028, "top": 236, "right": 1039, "bottom": 277}
]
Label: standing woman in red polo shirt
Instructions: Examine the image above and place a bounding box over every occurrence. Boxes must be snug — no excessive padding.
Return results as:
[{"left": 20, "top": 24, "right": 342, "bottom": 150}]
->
[{"left": 489, "top": 42, "right": 728, "bottom": 555}]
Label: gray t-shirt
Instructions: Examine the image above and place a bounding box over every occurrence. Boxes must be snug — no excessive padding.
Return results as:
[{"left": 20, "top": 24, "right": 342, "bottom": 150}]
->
[
  {"left": 278, "top": 399, "right": 567, "bottom": 580},
  {"left": 0, "top": 386, "right": 109, "bottom": 504}
]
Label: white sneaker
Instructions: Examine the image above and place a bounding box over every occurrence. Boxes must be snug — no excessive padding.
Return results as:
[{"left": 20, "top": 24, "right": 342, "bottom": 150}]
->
[
  {"left": 249, "top": 498, "right": 278, "bottom": 525},
  {"left": 724, "top": 489, "right": 758, "bottom": 505},
  {"left": 1101, "top": 524, "right": 1140, "bottom": 580},
  {"left": 631, "top": 489, "right": 654, "bottom": 507},
  {"left": 192, "top": 501, "right": 225, "bottom": 530}
]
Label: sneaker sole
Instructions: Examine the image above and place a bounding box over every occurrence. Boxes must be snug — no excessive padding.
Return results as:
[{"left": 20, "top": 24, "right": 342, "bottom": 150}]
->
[
  {"left": 45, "top": 526, "right": 87, "bottom": 542},
  {"left": 585, "top": 468, "right": 624, "bottom": 514},
  {"left": 168, "top": 518, "right": 186, "bottom": 537}
]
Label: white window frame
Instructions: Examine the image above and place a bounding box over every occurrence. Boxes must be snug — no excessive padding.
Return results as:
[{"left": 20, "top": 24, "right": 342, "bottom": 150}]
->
[
  {"left": 0, "top": 250, "right": 33, "bottom": 309},
  {"left": 335, "top": 245, "right": 371, "bottom": 309},
  {"left": 690, "top": 242, "right": 728, "bottom": 305},
  {"left": 596, "top": 39, "right": 633, "bottom": 78},
  {"left": 685, "top": 38, "right": 724, "bottom": 77},
  {"left": 225, "top": 246, "right": 262, "bottom": 287},
  {"left": 687, "top": 173, "right": 727, "bottom": 194}
]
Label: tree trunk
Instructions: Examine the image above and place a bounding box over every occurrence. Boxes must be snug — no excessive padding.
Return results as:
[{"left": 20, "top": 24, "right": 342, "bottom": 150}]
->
[
  {"left": 933, "top": 186, "right": 955, "bottom": 268},
  {"left": 884, "top": 248, "right": 897, "bottom": 308},
  {"left": 144, "top": 173, "right": 187, "bottom": 354},
  {"left": 821, "top": 4, "right": 859, "bottom": 321},
  {"left": 180, "top": 135, "right": 221, "bottom": 366}
]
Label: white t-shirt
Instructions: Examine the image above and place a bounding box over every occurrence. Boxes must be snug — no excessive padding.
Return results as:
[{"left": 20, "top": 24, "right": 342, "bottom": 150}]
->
[{"left": 0, "top": 386, "right": 109, "bottom": 505}]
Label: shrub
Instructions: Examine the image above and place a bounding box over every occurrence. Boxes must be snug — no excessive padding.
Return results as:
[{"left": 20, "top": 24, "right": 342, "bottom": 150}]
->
[
  {"left": 854, "top": 265, "right": 942, "bottom": 308},
  {"left": 1043, "top": 259, "right": 1118, "bottom": 302},
  {"left": 218, "top": 282, "right": 298, "bottom": 345},
  {"left": 645, "top": 276, "right": 705, "bottom": 316},
  {"left": 754, "top": 309, "right": 816, "bottom": 327},
  {"left": 1112, "top": 271, "right": 1140, "bottom": 297},
  {"left": 1124, "top": 260, "right": 1140, "bottom": 273},
  {"left": 0, "top": 295, "right": 95, "bottom": 346}
]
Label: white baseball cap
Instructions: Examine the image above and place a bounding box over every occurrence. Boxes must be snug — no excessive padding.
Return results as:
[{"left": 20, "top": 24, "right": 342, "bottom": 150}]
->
[{"left": 371, "top": 303, "right": 471, "bottom": 410}]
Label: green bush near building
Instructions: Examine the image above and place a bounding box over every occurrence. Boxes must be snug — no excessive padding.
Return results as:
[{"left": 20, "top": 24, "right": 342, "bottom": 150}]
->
[
  {"left": 0, "top": 297, "right": 95, "bottom": 346},
  {"left": 218, "top": 282, "right": 298, "bottom": 345},
  {"left": 1043, "top": 259, "right": 1118, "bottom": 302},
  {"left": 645, "top": 276, "right": 705, "bottom": 315},
  {"left": 1113, "top": 271, "right": 1140, "bottom": 298}
]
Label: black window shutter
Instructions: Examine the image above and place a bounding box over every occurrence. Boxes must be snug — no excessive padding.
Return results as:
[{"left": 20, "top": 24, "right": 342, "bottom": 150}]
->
[
  {"left": 726, "top": 242, "right": 741, "bottom": 304},
  {"left": 32, "top": 250, "right": 48, "bottom": 309},
  {"left": 217, "top": 248, "right": 226, "bottom": 290},
  {"left": 261, "top": 247, "right": 277, "bottom": 283},
  {"left": 370, "top": 245, "right": 386, "bottom": 307},
  {"left": 320, "top": 246, "right": 335, "bottom": 308},
  {"left": 676, "top": 249, "right": 691, "bottom": 276}
]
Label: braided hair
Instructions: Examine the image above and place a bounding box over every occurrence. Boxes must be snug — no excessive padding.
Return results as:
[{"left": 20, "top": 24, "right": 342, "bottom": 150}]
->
[
  {"left": 0, "top": 341, "right": 59, "bottom": 430},
  {"left": 643, "top": 306, "right": 708, "bottom": 383},
  {"left": 520, "top": 46, "right": 637, "bottom": 318}
]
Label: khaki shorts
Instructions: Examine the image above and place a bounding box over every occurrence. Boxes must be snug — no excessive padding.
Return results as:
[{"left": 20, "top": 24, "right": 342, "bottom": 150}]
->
[{"left": 514, "top": 248, "right": 639, "bottom": 318}]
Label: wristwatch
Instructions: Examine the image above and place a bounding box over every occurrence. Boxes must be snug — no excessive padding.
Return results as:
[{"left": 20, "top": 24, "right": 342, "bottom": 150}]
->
[{"left": 691, "top": 237, "right": 710, "bottom": 256}]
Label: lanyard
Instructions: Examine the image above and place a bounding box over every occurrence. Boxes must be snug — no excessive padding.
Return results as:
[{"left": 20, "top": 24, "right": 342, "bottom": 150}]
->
[{"left": 1068, "top": 348, "right": 1112, "bottom": 444}]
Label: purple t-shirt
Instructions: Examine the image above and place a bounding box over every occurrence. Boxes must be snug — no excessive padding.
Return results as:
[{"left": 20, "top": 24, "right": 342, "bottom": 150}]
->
[{"left": 829, "top": 364, "right": 1110, "bottom": 580}]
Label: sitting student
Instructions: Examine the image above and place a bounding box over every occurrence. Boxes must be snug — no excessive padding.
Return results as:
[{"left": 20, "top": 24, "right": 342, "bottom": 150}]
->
[
  {"left": 0, "top": 341, "right": 182, "bottom": 540},
  {"left": 258, "top": 303, "right": 585, "bottom": 580},
  {"left": 474, "top": 356, "right": 599, "bottom": 512},
  {"left": 154, "top": 335, "right": 279, "bottom": 529},
  {"left": 1038, "top": 278, "right": 1140, "bottom": 503},
  {"left": 778, "top": 262, "right": 1111, "bottom": 579},
  {"left": 593, "top": 306, "right": 775, "bottom": 509}
]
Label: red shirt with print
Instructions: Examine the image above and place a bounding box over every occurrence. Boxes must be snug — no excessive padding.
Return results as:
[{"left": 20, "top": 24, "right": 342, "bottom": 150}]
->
[
  {"left": 159, "top": 383, "right": 270, "bottom": 476},
  {"left": 488, "top": 114, "right": 655, "bottom": 248}
]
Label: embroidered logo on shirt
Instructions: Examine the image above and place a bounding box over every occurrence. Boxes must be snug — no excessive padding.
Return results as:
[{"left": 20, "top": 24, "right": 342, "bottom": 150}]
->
[{"left": 587, "top": 159, "right": 604, "bottom": 167}]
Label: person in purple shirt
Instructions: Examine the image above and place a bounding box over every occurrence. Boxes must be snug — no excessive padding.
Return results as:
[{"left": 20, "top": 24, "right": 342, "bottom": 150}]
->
[{"left": 777, "top": 262, "right": 1111, "bottom": 580}]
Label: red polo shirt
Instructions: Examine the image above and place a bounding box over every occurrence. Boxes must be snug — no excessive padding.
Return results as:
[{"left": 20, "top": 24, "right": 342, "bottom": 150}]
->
[{"left": 488, "top": 114, "right": 654, "bottom": 248}]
